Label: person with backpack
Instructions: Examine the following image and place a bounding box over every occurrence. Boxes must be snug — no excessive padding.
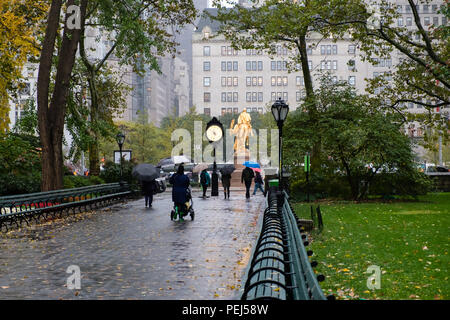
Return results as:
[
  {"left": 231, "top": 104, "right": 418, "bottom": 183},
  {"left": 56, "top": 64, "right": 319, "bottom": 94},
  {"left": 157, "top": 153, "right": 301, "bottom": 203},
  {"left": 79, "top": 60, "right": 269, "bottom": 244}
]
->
[
  {"left": 200, "top": 169, "right": 210, "bottom": 198},
  {"left": 241, "top": 166, "right": 255, "bottom": 199},
  {"left": 253, "top": 171, "right": 265, "bottom": 196}
]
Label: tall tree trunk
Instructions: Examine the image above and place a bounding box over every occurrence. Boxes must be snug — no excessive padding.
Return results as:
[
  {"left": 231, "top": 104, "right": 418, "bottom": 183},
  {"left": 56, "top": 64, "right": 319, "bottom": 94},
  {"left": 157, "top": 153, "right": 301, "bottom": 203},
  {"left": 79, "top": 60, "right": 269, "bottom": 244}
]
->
[
  {"left": 298, "top": 33, "right": 321, "bottom": 168},
  {"left": 37, "top": 0, "right": 88, "bottom": 191}
]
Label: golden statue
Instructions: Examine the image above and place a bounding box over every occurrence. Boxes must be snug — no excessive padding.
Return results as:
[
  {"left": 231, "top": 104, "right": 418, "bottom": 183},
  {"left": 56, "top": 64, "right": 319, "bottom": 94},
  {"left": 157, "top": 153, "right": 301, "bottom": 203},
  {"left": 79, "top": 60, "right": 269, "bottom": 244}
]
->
[{"left": 230, "top": 108, "right": 253, "bottom": 154}]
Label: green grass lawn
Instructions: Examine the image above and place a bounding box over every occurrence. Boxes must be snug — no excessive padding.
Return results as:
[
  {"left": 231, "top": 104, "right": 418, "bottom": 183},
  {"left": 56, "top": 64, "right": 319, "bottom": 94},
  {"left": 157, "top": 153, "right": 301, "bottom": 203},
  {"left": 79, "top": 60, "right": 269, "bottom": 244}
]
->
[{"left": 293, "top": 193, "right": 450, "bottom": 300}]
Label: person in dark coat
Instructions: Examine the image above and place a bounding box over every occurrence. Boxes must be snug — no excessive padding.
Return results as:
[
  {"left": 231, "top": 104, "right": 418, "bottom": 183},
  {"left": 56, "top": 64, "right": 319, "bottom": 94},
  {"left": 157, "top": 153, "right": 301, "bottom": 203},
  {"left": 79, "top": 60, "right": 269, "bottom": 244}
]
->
[
  {"left": 200, "top": 169, "right": 210, "bottom": 198},
  {"left": 241, "top": 166, "right": 255, "bottom": 199},
  {"left": 169, "top": 165, "right": 190, "bottom": 207},
  {"left": 253, "top": 171, "right": 265, "bottom": 196},
  {"left": 141, "top": 180, "right": 157, "bottom": 208},
  {"left": 221, "top": 173, "right": 232, "bottom": 199}
]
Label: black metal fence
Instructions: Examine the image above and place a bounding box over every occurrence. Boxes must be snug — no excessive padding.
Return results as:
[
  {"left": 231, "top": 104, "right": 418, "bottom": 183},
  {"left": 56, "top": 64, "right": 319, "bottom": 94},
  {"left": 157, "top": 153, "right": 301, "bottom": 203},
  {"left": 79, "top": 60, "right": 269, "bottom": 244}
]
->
[
  {"left": 0, "top": 183, "right": 132, "bottom": 232},
  {"left": 242, "top": 187, "right": 328, "bottom": 300}
]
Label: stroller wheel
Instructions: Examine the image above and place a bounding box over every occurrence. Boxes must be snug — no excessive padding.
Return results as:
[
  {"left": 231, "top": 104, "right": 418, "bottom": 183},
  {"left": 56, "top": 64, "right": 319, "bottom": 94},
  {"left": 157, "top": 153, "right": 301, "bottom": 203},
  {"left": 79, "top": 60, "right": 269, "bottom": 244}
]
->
[
  {"left": 190, "top": 209, "right": 195, "bottom": 221},
  {"left": 170, "top": 210, "right": 175, "bottom": 221}
]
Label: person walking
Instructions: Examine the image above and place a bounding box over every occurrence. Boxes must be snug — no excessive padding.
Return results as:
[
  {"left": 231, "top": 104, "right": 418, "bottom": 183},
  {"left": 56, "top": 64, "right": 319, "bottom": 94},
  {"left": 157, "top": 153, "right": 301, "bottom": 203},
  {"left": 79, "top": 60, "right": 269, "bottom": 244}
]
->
[
  {"left": 252, "top": 171, "right": 265, "bottom": 196},
  {"left": 200, "top": 169, "right": 210, "bottom": 198},
  {"left": 141, "top": 179, "right": 157, "bottom": 208},
  {"left": 241, "top": 166, "right": 255, "bottom": 199},
  {"left": 221, "top": 172, "right": 232, "bottom": 199}
]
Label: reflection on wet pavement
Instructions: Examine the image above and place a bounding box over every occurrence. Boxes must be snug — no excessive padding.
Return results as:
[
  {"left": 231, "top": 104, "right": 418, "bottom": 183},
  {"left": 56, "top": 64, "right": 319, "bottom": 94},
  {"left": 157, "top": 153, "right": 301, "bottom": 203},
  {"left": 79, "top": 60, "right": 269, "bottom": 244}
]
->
[{"left": 0, "top": 191, "right": 265, "bottom": 300}]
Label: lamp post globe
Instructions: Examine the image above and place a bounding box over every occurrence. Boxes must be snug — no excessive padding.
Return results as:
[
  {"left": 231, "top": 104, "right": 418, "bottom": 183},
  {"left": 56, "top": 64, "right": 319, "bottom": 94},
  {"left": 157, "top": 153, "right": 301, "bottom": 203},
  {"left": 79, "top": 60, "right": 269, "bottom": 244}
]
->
[{"left": 271, "top": 98, "right": 289, "bottom": 192}]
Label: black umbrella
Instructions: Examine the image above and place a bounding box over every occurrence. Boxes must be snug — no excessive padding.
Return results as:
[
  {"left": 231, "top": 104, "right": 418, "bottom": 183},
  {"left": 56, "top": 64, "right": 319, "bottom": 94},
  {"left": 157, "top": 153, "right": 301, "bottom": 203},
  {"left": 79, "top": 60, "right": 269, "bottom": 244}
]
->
[
  {"left": 220, "top": 164, "right": 235, "bottom": 175},
  {"left": 132, "top": 164, "right": 159, "bottom": 182}
]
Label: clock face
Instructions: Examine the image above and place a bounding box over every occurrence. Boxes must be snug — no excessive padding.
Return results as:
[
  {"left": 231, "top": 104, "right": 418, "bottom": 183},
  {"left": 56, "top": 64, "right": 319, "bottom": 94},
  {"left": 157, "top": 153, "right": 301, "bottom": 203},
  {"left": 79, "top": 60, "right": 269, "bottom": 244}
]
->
[{"left": 206, "top": 125, "right": 223, "bottom": 142}]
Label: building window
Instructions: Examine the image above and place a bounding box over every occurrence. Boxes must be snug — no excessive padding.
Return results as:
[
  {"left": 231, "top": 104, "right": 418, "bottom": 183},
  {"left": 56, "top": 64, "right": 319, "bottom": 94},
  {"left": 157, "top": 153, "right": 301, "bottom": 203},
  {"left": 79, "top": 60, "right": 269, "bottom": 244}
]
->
[
  {"left": 233, "top": 92, "right": 238, "bottom": 102},
  {"left": 271, "top": 92, "right": 277, "bottom": 101},
  {"left": 204, "top": 108, "right": 210, "bottom": 116},
  {"left": 406, "top": 17, "right": 412, "bottom": 26},
  {"left": 203, "top": 77, "right": 211, "bottom": 87},
  {"left": 332, "top": 45, "right": 337, "bottom": 55},
  {"left": 282, "top": 92, "right": 288, "bottom": 101},
  {"left": 296, "top": 91, "right": 302, "bottom": 102},
  {"left": 204, "top": 92, "right": 211, "bottom": 102},
  {"left": 221, "top": 61, "right": 226, "bottom": 71},
  {"left": 296, "top": 76, "right": 304, "bottom": 86},
  {"left": 282, "top": 76, "right": 288, "bottom": 86},
  {"left": 423, "top": 4, "right": 429, "bottom": 13},
  {"left": 258, "top": 77, "right": 263, "bottom": 86},
  {"left": 221, "top": 108, "right": 227, "bottom": 115},
  {"left": 227, "top": 92, "right": 232, "bottom": 102},
  {"left": 271, "top": 77, "right": 276, "bottom": 86},
  {"left": 246, "top": 77, "right": 251, "bottom": 86},
  {"left": 348, "top": 45, "right": 356, "bottom": 54},
  {"left": 277, "top": 76, "right": 282, "bottom": 86},
  {"left": 348, "top": 76, "right": 356, "bottom": 86},
  {"left": 258, "top": 61, "right": 263, "bottom": 71},
  {"left": 227, "top": 77, "right": 232, "bottom": 86},
  {"left": 258, "top": 92, "right": 263, "bottom": 102},
  {"left": 332, "top": 60, "right": 338, "bottom": 70},
  {"left": 424, "top": 17, "right": 430, "bottom": 26},
  {"left": 233, "top": 77, "right": 238, "bottom": 86},
  {"left": 221, "top": 46, "right": 227, "bottom": 56},
  {"left": 221, "top": 77, "right": 226, "bottom": 87},
  {"left": 233, "top": 61, "right": 238, "bottom": 71},
  {"left": 398, "top": 17, "right": 403, "bottom": 26},
  {"left": 246, "top": 92, "right": 251, "bottom": 102},
  {"left": 203, "top": 61, "right": 210, "bottom": 71},
  {"left": 433, "top": 16, "right": 439, "bottom": 26},
  {"left": 405, "top": 4, "right": 411, "bottom": 13},
  {"left": 233, "top": 107, "right": 239, "bottom": 114},
  {"left": 221, "top": 92, "right": 227, "bottom": 102},
  {"left": 271, "top": 61, "right": 276, "bottom": 71},
  {"left": 203, "top": 46, "right": 210, "bottom": 56}
]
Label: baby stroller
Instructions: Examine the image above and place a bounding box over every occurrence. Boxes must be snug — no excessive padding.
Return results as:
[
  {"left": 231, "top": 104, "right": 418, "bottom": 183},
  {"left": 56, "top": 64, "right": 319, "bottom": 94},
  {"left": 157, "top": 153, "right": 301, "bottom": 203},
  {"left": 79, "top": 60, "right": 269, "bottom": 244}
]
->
[{"left": 171, "top": 187, "right": 195, "bottom": 221}]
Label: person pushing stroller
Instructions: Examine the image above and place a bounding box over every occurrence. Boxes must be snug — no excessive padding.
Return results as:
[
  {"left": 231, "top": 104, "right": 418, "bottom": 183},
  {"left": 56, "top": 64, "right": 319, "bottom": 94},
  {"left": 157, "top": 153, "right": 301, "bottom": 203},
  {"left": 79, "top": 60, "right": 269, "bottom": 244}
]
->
[{"left": 169, "top": 164, "right": 194, "bottom": 221}]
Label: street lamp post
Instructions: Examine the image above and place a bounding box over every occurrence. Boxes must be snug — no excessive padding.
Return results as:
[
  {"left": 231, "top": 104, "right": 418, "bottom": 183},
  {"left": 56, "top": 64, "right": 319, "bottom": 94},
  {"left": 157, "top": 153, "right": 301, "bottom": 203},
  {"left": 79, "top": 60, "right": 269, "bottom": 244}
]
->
[
  {"left": 271, "top": 98, "right": 289, "bottom": 192},
  {"left": 116, "top": 132, "right": 126, "bottom": 186},
  {"left": 205, "top": 117, "right": 224, "bottom": 197}
]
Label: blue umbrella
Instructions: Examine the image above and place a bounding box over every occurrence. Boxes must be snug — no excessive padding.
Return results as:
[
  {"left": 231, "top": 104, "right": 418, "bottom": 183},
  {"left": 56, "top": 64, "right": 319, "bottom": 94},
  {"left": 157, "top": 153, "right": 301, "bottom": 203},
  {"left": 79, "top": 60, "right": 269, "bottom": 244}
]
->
[{"left": 243, "top": 161, "right": 260, "bottom": 168}]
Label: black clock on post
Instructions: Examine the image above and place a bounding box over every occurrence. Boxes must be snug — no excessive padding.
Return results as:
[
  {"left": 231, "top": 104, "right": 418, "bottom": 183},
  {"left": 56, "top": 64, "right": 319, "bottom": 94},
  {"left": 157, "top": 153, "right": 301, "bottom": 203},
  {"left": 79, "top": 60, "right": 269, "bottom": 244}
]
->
[{"left": 205, "top": 117, "right": 224, "bottom": 197}]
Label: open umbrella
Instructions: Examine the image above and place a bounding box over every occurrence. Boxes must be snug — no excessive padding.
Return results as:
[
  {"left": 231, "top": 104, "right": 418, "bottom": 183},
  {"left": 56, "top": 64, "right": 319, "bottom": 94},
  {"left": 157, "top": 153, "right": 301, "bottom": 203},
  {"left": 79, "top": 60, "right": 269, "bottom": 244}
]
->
[
  {"left": 132, "top": 164, "right": 159, "bottom": 182},
  {"left": 173, "top": 155, "right": 191, "bottom": 164},
  {"left": 220, "top": 164, "right": 236, "bottom": 175},
  {"left": 251, "top": 167, "right": 262, "bottom": 173},
  {"left": 193, "top": 163, "right": 209, "bottom": 173},
  {"left": 243, "top": 161, "right": 260, "bottom": 168}
]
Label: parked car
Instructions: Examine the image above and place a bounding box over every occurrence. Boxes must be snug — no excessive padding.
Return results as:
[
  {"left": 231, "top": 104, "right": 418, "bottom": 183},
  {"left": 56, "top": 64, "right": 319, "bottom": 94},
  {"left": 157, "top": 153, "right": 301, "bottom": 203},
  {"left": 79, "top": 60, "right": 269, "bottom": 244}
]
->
[{"left": 427, "top": 166, "right": 450, "bottom": 173}]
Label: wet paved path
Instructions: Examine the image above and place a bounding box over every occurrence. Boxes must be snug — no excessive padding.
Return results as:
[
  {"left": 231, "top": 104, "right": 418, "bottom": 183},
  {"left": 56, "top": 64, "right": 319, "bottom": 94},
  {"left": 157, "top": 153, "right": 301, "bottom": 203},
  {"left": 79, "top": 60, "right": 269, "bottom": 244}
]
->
[{"left": 0, "top": 191, "right": 265, "bottom": 300}]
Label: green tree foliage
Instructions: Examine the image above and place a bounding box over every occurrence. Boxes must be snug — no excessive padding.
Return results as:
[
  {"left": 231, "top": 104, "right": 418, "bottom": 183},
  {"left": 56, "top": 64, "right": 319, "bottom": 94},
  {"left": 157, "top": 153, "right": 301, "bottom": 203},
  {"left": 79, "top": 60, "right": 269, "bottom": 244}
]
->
[
  {"left": 0, "top": 0, "right": 48, "bottom": 131},
  {"left": 66, "top": 61, "right": 130, "bottom": 163},
  {"left": 285, "top": 77, "right": 430, "bottom": 201},
  {"left": 0, "top": 132, "right": 41, "bottom": 195},
  {"left": 77, "top": 0, "right": 197, "bottom": 175},
  {"left": 98, "top": 112, "right": 172, "bottom": 165}
]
